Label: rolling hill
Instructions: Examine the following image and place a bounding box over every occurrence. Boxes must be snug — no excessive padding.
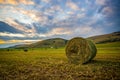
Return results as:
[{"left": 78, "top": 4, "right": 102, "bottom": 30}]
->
[
  {"left": 27, "top": 38, "right": 67, "bottom": 48},
  {"left": 88, "top": 31, "right": 120, "bottom": 44},
  {"left": 11, "top": 31, "right": 120, "bottom": 48}
]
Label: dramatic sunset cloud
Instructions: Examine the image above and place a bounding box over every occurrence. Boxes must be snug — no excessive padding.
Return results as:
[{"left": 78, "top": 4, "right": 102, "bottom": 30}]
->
[
  {"left": 0, "top": 0, "right": 120, "bottom": 43},
  {"left": 0, "top": 39, "right": 5, "bottom": 44},
  {"left": 0, "top": 0, "right": 34, "bottom": 5}
]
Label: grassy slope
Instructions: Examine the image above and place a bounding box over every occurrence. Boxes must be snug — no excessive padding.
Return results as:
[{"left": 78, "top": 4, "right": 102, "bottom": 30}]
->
[
  {"left": 28, "top": 38, "right": 67, "bottom": 48},
  {"left": 96, "top": 41, "right": 120, "bottom": 48},
  {"left": 88, "top": 31, "right": 120, "bottom": 43},
  {"left": 0, "top": 42, "right": 120, "bottom": 80}
]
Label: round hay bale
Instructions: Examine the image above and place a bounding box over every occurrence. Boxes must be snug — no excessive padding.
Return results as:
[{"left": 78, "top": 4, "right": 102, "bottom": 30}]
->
[
  {"left": 24, "top": 48, "right": 28, "bottom": 52},
  {"left": 65, "top": 37, "right": 97, "bottom": 64}
]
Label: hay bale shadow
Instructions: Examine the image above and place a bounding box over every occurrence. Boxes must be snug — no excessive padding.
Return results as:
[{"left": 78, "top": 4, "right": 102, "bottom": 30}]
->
[{"left": 87, "top": 59, "right": 120, "bottom": 66}]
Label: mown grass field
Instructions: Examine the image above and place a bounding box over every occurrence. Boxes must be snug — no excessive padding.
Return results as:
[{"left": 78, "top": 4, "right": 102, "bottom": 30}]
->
[{"left": 0, "top": 42, "right": 120, "bottom": 80}]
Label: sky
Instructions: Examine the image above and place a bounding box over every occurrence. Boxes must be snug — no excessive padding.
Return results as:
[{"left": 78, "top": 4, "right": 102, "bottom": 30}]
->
[{"left": 0, "top": 0, "right": 120, "bottom": 44}]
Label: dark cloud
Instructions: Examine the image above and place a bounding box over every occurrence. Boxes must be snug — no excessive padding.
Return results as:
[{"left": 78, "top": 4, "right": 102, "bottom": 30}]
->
[{"left": 0, "top": 21, "right": 22, "bottom": 33}]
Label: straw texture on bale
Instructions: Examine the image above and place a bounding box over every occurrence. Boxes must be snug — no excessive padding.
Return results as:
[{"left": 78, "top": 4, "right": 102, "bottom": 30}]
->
[{"left": 66, "top": 37, "right": 97, "bottom": 64}]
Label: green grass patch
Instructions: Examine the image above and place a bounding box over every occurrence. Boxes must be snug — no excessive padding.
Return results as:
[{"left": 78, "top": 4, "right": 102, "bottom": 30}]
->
[{"left": 96, "top": 41, "right": 120, "bottom": 48}]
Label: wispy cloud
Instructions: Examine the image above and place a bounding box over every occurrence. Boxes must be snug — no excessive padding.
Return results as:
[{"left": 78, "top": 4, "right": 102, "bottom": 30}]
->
[
  {"left": 47, "top": 27, "right": 72, "bottom": 36},
  {"left": 41, "top": 0, "right": 50, "bottom": 3},
  {"left": 102, "top": 6, "right": 114, "bottom": 17},
  {"left": 96, "top": 0, "right": 106, "bottom": 5},
  {"left": 5, "top": 18, "right": 28, "bottom": 33},
  {"left": 66, "top": 0, "right": 79, "bottom": 10},
  {"left": 19, "top": 0, "right": 34, "bottom": 5},
  {"left": 0, "top": 0, "right": 34, "bottom": 5},
  {"left": 0, "top": 32, "right": 25, "bottom": 38},
  {"left": 0, "top": 39, "right": 40, "bottom": 44},
  {"left": 20, "top": 10, "right": 42, "bottom": 22}
]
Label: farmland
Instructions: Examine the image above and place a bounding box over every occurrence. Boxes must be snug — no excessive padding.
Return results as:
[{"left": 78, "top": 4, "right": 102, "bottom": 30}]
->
[{"left": 0, "top": 42, "right": 120, "bottom": 80}]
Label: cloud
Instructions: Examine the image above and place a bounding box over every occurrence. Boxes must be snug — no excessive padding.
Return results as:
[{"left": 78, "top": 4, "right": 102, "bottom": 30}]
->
[
  {"left": 0, "top": 0, "right": 34, "bottom": 5},
  {"left": 20, "top": 10, "right": 41, "bottom": 22},
  {"left": 0, "top": 39, "right": 40, "bottom": 44},
  {"left": 102, "top": 7, "right": 114, "bottom": 17},
  {"left": 0, "top": 6, "right": 37, "bottom": 24},
  {"left": 48, "top": 27, "right": 72, "bottom": 36},
  {"left": 0, "top": 0, "right": 119, "bottom": 41},
  {"left": 66, "top": 0, "right": 79, "bottom": 10},
  {"left": 49, "top": 5, "right": 62, "bottom": 12},
  {"left": 76, "top": 13, "right": 86, "bottom": 18},
  {"left": 87, "top": 27, "right": 104, "bottom": 37},
  {"left": 31, "top": 28, "right": 72, "bottom": 38},
  {"left": 0, "top": 39, "right": 5, "bottom": 44},
  {"left": 0, "top": 32, "right": 25, "bottom": 38},
  {"left": 96, "top": 0, "right": 106, "bottom": 5},
  {"left": 0, "top": 32, "right": 40, "bottom": 38},
  {"left": 41, "top": 0, "right": 50, "bottom": 3},
  {"left": 19, "top": 0, "right": 34, "bottom": 5},
  {"left": 6, "top": 0, "right": 18, "bottom": 5},
  {"left": 1, "top": 17, "right": 37, "bottom": 34},
  {"left": 0, "top": 0, "right": 4, "bottom": 3},
  {"left": 5, "top": 18, "right": 30, "bottom": 33},
  {"left": 70, "top": 25, "right": 104, "bottom": 38},
  {"left": 71, "top": 26, "right": 92, "bottom": 37},
  {"left": 18, "top": 8, "right": 50, "bottom": 26},
  {"left": 0, "top": 28, "right": 71, "bottom": 39},
  {"left": 0, "top": 6, "right": 46, "bottom": 33}
]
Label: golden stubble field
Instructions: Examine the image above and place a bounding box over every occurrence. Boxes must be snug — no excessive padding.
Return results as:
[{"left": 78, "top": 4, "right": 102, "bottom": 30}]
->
[{"left": 0, "top": 42, "right": 120, "bottom": 80}]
